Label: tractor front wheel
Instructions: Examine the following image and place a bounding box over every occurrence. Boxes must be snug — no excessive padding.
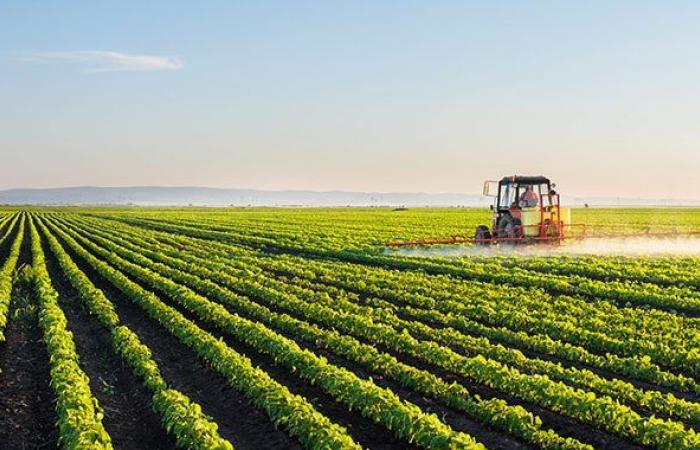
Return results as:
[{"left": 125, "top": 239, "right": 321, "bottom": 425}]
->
[
  {"left": 497, "top": 215, "right": 522, "bottom": 240},
  {"left": 475, "top": 225, "right": 491, "bottom": 244}
]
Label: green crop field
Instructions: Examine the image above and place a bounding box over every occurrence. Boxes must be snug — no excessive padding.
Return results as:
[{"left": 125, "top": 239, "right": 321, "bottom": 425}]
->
[{"left": 1, "top": 207, "right": 700, "bottom": 450}]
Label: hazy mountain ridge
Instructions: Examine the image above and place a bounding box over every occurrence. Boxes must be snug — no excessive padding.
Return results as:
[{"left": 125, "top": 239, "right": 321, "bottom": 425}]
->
[{"left": 1, "top": 186, "right": 698, "bottom": 207}]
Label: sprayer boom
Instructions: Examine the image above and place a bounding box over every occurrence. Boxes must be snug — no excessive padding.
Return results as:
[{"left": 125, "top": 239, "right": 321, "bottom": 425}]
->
[
  {"left": 387, "top": 226, "right": 700, "bottom": 248},
  {"left": 386, "top": 175, "right": 700, "bottom": 248}
]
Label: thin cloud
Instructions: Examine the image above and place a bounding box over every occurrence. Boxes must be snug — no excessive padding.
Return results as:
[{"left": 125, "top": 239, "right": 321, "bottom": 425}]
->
[{"left": 17, "top": 50, "right": 183, "bottom": 72}]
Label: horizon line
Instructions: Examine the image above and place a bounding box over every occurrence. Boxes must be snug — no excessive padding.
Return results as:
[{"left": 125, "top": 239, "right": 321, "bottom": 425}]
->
[{"left": 1, "top": 185, "right": 700, "bottom": 203}]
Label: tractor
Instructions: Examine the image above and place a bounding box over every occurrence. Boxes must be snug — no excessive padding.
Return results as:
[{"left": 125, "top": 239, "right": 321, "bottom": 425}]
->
[{"left": 476, "top": 175, "right": 570, "bottom": 244}]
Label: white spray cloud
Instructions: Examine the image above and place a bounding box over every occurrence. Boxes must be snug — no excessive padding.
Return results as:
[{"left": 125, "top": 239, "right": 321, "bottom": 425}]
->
[
  {"left": 16, "top": 50, "right": 183, "bottom": 72},
  {"left": 388, "top": 237, "right": 700, "bottom": 258}
]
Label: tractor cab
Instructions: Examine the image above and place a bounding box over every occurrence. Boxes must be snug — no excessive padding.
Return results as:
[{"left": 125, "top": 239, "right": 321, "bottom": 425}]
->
[{"left": 477, "top": 175, "right": 570, "bottom": 242}]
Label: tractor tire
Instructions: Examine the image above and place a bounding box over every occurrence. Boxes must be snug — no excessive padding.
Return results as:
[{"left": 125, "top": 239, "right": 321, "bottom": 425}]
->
[
  {"left": 475, "top": 225, "right": 491, "bottom": 244},
  {"left": 497, "top": 215, "right": 522, "bottom": 240}
]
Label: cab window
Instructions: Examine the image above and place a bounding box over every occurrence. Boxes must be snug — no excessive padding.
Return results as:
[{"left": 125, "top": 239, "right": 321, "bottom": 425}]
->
[{"left": 498, "top": 183, "right": 516, "bottom": 208}]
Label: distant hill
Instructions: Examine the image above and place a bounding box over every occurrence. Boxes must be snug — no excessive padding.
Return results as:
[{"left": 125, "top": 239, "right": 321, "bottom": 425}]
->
[
  {"left": 0, "top": 186, "right": 488, "bottom": 207},
  {"left": 0, "top": 186, "right": 698, "bottom": 207}
]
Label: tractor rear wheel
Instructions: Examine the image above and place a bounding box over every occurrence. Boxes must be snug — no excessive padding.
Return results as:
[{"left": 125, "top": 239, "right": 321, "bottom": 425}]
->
[
  {"left": 475, "top": 225, "right": 491, "bottom": 244},
  {"left": 497, "top": 215, "right": 522, "bottom": 240}
]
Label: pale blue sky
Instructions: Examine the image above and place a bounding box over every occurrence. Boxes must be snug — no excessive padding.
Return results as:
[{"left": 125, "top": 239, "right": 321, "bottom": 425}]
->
[{"left": 2, "top": 1, "right": 699, "bottom": 198}]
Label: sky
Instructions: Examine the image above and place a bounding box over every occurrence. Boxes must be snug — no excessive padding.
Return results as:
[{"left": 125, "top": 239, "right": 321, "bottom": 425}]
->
[{"left": 1, "top": 1, "right": 700, "bottom": 199}]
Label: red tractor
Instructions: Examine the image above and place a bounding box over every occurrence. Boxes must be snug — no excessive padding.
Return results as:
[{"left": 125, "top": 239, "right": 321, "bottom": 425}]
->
[{"left": 476, "top": 175, "right": 569, "bottom": 244}]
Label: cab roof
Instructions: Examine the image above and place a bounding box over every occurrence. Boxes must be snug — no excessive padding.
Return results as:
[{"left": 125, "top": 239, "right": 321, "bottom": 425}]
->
[{"left": 500, "top": 175, "right": 551, "bottom": 185}]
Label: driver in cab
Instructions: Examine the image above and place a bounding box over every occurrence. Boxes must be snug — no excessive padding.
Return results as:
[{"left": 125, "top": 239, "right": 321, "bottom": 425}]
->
[{"left": 518, "top": 186, "right": 539, "bottom": 208}]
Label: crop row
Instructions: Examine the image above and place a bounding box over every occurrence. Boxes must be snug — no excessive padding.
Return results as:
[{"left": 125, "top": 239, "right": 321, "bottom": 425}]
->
[
  {"left": 34, "top": 216, "right": 234, "bottom": 450},
  {"left": 478, "top": 255, "right": 700, "bottom": 292},
  {"left": 73, "top": 213, "right": 700, "bottom": 387},
  {"left": 388, "top": 253, "right": 700, "bottom": 314},
  {"left": 259, "top": 254, "right": 700, "bottom": 378},
  {"left": 45, "top": 217, "right": 486, "bottom": 450},
  {"left": 58, "top": 215, "right": 592, "bottom": 449},
  {"left": 287, "top": 272, "right": 698, "bottom": 394},
  {"left": 27, "top": 216, "right": 114, "bottom": 449},
  {"left": 40, "top": 216, "right": 367, "bottom": 450},
  {"left": 104, "top": 213, "right": 699, "bottom": 350},
  {"left": 0, "top": 214, "right": 24, "bottom": 341},
  {"left": 105, "top": 213, "right": 700, "bottom": 316},
  {"left": 62, "top": 214, "right": 700, "bottom": 429},
  {"left": 70, "top": 213, "right": 699, "bottom": 392},
  {"left": 52, "top": 215, "right": 700, "bottom": 450}
]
